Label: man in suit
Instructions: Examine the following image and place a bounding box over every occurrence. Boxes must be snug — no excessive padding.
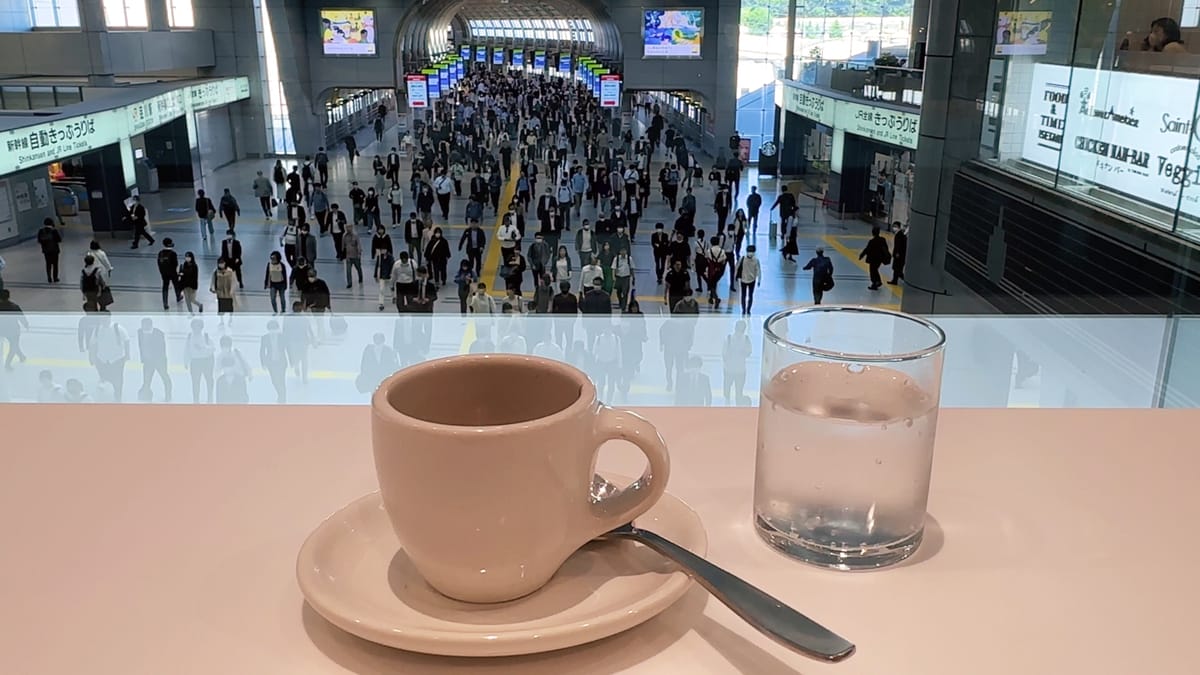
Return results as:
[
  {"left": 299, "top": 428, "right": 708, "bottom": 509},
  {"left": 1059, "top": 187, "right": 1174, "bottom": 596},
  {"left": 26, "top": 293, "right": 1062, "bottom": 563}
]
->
[
  {"left": 36, "top": 218, "right": 62, "bottom": 283},
  {"left": 859, "top": 226, "right": 892, "bottom": 291},
  {"left": 458, "top": 222, "right": 487, "bottom": 276},
  {"left": 220, "top": 230, "right": 244, "bottom": 288},
  {"left": 314, "top": 147, "right": 330, "bottom": 187},
  {"left": 137, "top": 318, "right": 171, "bottom": 403},
  {"left": 536, "top": 186, "right": 556, "bottom": 235},
  {"left": 297, "top": 225, "right": 318, "bottom": 270},
  {"left": 386, "top": 147, "right": 402, "bottom": 183}
]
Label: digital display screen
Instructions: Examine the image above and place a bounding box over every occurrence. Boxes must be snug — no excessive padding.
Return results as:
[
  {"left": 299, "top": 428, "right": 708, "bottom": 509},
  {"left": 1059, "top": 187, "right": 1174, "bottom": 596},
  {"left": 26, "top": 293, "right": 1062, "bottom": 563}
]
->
[
  {"left": 493, "top": 47, "right": 505, "bottom": 65},
  {"left": 459, "top": 45, "right": 470, "bottom": 60},
  {"left": 475, "top": 46, "right": 487, "bottom": 62},
  {"left": 643, "top": 9, "right": 703, "bottom": 58},
  {"left": 512, "top": 50, "right": 524, "bottom": 66},
  {"left": 994, "top": 12, "right": 1051, "bottom": 56},
  {"left": 320, "top": 9, "right": 376, "bottom": 56}
]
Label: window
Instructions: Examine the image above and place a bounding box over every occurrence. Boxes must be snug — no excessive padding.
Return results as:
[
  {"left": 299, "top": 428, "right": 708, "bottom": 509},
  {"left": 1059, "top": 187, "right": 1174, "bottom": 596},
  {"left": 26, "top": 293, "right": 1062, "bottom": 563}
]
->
[
  {"left": 29, "top": 0, "right": 80, "bottom": 27},
  {"left": 167, "top": 0, "right": 193, "bottom": 28},
  {"left": 254, "top": 0, "right": 295, "bottom": 154},
  {"left": 1185, "top": 1, "right": 1200, "bottom": 28},
  {"left": 102, "top": 0, "right": 147, "bottom": 28}
]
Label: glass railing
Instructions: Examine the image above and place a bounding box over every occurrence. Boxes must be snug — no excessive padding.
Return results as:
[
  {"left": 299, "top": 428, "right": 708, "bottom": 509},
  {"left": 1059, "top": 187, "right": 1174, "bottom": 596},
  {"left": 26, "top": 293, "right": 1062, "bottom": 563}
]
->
[
  {"left": 1, "top": 313, "right": 1194, "bottom": 408},
  {"left": 791, "top": 59, "right": 923, "bottom": 108}
]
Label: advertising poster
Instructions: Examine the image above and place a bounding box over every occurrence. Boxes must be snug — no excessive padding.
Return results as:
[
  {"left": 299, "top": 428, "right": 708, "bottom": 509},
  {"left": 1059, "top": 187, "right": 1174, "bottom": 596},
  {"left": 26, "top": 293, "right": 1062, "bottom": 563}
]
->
[
  {"left": 475, "top": 46, "right": 487, "bottom": 62},
  {"left": 408, "top": 74, "right": 432, "bottom": 108},
  {"left": 512, "top": 50, "right": 524, "bottom": 67},
  {"left": 320, "top": 9, "right": 376, "bottom": 56},
  {"left": 558, "top": 54, "right": 571, "bottom": 73},
  {"left": 994, "top": 12, "right": 1051, "bottom": 56},
  {"left": 32, "top": 177, "right": 48, "bottom": 208},
  {"left": 12, "top": 181, "right": 31, "bottom": 212},
  {"left": 493, "top": 47, "right": 505, "bottom": 65},
  {"left": 643, "top": 9, "right": 703, "bottom": 58},
  {"left": 534, "top": 51, "right": 546, "bottom": 69}
]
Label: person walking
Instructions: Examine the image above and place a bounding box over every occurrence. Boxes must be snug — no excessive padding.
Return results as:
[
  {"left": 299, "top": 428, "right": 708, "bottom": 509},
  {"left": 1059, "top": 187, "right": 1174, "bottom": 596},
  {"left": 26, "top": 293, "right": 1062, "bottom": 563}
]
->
[
  {"left": 551, "top": 280, "right": 578, "bottom": 348},
  {"left": 315, "top": 146, "right": 330, "bottom": 187},
  {"left": 303, "top": 267, "right": 332, "bottom": 314},
  {"left": 260, "top": 320, "right": 290, "bottom": 403},
  {"left": 87, "top": 241, "right": 113, "bottom": 282},
  {"left": 433, "top": 171, "right": 454, "bottom": 221},
  {"left": 372, "top": 225, "right": 395, "bottom": 311},
  {"left": 253, "top": 170, "right": 275, "bottom": 218},
  {"left": 195, "top": 189, "right": 216, "bottom": 241},
  {"left": 220, "top": 230, "right": 244, "bottom": 289},
  {"left": 889, "top": 222, "right": 908, "bottom": 285},
  {"left": 454, "top": 260, "right": 477, "bottom": 313},
  {"left": 79, "top": 254, "right": 108, "bottom": 312},
  {"left": 311, "top": 185, "right": 330, "bottom": 235},
  {"left": 424, "top": 227, "right": 451, "bottom": 287},
  {"left": 297, "top": 224, "right": 318, "bottom": 270},
  {"left": 613, "top": 248, "right": 633, "bottom": 311},
  {"left": 184, "top": 318, "right": 215, "bottom": 403},
  {"left": 0, "top": 289, "right": 29, "bottom": 370},
  {"left": 211, "top": 258, "right": 239, "bottom": 326},
  {"left": 264, "top": 251, "right": 289, "bottom": 313},
  {"left": 704, "top": 235, "right": 727, "bottom": 309},
  {"left": 36, "top": 218, "right": 62, "bottom": 283},
  {"left": 156, "top": 238, "right": 182, "bottom": 311},
  {"left": 129, "top": 196, "right": 154, "bottom": 249},
  {"left": 664, "top": 259, "right": 691, "bottom": 314},
  {"left": 803, "top": 247, "right": 835, "bottom": 305},
  {"left": 90, "top": 314, "right": 130, "bottom": 402},
  {"left": 218, "top": 188, "right": 240, "bottom": 232},
  {"left": 136, "top": 318, "right": 171, "bottom": 402},
  {"left": 343, "top": 225, "right": 364, "bottom": 289},
  {"left": 388, "top": 182, "right": 404, "bottom": 226},
  {"left": 736, "top": 245, "right": 762, "bottom": 315},
  {"left": 403, "top": 211, "right": 425, "bottom": 265},
  {"left": 179, "top": 251, "right": 202, "bottom": 314},
  {"left": 328, "top": 204, "right": 347, "bottom": 260},
  {"left": 456, "top": 219, "right": 484, "bottom": 275},
  {"left": 746, "top": 186, "right": 762, "bottom": 233},
  {"left": 859, "top": 226, "right": 892, "bottom": 290}
]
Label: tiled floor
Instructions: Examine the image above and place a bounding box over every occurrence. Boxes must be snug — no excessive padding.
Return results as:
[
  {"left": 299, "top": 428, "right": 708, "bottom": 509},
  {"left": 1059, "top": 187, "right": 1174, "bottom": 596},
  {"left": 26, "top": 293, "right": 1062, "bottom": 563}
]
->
[{"left": 0, "top": 110, "right": 903, "bottom": 316}]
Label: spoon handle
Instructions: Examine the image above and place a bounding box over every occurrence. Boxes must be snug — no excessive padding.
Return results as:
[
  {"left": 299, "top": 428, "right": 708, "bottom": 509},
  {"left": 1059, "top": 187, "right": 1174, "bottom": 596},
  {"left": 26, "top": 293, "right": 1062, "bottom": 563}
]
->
[{"left": 614, "top": 526, "right": 855, "bottom": 662}]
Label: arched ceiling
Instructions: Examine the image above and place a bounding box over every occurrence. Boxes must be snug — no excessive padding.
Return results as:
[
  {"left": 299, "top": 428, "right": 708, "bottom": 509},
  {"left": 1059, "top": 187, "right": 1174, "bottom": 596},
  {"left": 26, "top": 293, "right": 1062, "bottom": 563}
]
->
[{"left": 397, "top": 0, "right": 621, "bottom": 70}]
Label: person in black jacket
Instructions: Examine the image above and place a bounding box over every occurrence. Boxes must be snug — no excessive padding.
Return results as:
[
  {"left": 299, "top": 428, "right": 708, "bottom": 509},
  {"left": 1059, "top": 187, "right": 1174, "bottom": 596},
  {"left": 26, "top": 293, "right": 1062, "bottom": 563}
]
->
[
  {"left": 580, "top": 277, "right": 612, "bottom": 315},
  {"left": 889, "top": 223, "right": 908, "bottom": 285},
  {"left": 195, "top": 189, "right": 216, "bottom": 241},
  {"left": 36, "top": 218, "right": 62, "bottom": 283},
  {"left": 459, "top": 222, "right": 487, "bottom": 276},
  {"left": 551, "top": 280, "right": 578, "bottom": 348},
  {"left": 220, "top": 230, "right": 244, "bottom": 289},
  {"left": 156, "top": 238, "right": 181, "bottom": 310},
  {"left": 803, "top": 247, "right": 835, "bottom": 305},
  {"left": 424, "top": 227, "right": 451, "bottom": 287},
  {"left": 129, "top": 196, "right": 154, "bottom": 249},
  {"left": 859, "top": 226, "right": 892, "bottom": 290},
  {"left": 303, "top": 268, "right": 332, "bottom": 313},
  {"left": 650, "top": 222, "right": 670, "bottom": 283},
  {"left": 408, "top": 266, "right": 438, "bottom": 314},
  {"left": 746, "top": 186, "right": 762, "bottom": 233}
]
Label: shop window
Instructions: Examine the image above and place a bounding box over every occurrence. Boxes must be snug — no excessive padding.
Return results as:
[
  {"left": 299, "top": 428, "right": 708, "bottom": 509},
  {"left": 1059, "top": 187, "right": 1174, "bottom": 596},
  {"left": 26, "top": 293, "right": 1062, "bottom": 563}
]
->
[{"left": 29, "top": 0, "right": 80, "bottom": 27}]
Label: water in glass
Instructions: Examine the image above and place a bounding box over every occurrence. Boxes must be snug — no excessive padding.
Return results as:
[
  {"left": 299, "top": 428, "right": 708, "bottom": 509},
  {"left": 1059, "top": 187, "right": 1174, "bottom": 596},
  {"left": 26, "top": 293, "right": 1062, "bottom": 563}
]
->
[{"left": 754, "top": 360, "right": 938, "bottom": 569}]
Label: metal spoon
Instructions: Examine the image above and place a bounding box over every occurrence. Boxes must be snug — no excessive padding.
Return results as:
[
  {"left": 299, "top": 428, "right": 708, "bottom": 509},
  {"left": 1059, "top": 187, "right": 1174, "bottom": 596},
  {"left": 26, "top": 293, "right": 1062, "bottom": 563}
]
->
[{"left": 592, "top": 475, "right": 855, "bottom": 663}]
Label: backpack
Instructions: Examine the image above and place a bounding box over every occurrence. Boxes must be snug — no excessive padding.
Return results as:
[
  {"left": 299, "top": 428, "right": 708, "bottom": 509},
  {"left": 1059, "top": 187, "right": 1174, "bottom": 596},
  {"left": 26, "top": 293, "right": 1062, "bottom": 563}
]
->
[
  {"left": 157, "top": 249, "right": 173, "bottom": 268},
  {"left": 80, "top": 268, "right": 100, "bottom": 293}
]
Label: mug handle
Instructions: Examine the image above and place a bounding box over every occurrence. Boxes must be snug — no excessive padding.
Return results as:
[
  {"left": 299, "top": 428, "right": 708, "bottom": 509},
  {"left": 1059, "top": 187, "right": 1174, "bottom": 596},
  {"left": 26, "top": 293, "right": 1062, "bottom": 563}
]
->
[{"left": 589, "top": 406, "right": 671, "bottom": 532}]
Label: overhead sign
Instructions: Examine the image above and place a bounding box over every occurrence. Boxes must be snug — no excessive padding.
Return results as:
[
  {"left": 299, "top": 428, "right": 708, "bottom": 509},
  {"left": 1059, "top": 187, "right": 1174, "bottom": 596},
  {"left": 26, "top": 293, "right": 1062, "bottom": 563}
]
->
[
  {"left": 406, "top": 74, "right": 429, "bottom": 108},
  {"left": 836, "top": 100, "right": 921, "bottom": 149},
  {"left": 533, "top": 50, "right": 546, "bottom": 69},
  {"left": 600, "top": 74, "right": 621, "bottom": 108},
  {"left": 781, "top": 85, "right": 835, "bottom": 127},
  {"left": 1023, "top": 63, "right": 1200, "bottom": 219},
  {"left": 0, "top": 76, "right": 250, "bottom": 178},
  {"left": 558, "top": 54, "right": 571, "bottom": 73},
  {"left": 512, "top": 50, "right": 524, "bottom": 67},
  {"left": 475, "top": 46, "right": 486, "bottom": 62}
]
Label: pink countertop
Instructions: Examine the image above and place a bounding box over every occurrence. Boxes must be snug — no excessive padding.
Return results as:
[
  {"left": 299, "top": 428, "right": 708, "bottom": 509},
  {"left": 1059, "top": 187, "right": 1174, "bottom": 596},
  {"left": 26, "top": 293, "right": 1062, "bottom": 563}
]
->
[{"left": 0, "top": 406, "right": 1195, "bottom": 674}]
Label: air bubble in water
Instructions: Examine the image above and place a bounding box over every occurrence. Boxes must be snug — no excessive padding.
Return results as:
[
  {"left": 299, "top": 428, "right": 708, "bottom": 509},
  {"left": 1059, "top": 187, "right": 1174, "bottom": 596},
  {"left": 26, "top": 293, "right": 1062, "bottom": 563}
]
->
[
  {"left": 847, "top": 363, "right": 865, "bottom": 374},
  {"left": 875, "top": 458, "right": 883, "bottom": 465},
  {"left": 904, "top": 417, "right": 914, "bottom": 428}
]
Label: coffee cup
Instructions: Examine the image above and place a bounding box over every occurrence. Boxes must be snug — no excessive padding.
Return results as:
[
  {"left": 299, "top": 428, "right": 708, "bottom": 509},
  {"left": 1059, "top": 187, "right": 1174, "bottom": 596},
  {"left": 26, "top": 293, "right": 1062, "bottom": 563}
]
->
[{"left": 371, "top": 354, "right": 670, "bottom": 603}]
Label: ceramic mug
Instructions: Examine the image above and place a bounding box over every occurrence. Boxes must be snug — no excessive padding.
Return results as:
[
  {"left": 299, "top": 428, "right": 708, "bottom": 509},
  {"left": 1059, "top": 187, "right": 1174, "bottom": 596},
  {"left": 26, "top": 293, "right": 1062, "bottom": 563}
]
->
[{"left": 371, "top": 354, "right": 671, "bottom": 603}]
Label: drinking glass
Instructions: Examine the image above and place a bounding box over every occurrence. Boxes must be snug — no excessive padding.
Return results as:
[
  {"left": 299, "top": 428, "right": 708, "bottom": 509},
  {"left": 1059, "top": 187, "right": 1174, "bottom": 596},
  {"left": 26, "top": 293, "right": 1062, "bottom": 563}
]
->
[{"left": 754, "top": 306, "right": 946, "bottom": 570}]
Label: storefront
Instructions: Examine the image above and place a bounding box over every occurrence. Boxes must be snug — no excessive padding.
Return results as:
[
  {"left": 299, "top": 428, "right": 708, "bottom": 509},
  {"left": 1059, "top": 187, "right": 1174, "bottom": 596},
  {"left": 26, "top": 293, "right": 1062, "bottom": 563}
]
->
[
  {"left": 776, "top": 80, "right": 920, "bottom": 223},
  {"left": 0, "top": 77, "right": 250, "bottom": 243}
]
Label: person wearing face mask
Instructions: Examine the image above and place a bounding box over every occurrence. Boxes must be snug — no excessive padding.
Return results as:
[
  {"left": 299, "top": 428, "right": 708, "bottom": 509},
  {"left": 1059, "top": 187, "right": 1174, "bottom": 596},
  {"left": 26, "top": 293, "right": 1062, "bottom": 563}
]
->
[
  {"left": 574, "top": 218, "right": 595, "bottom": 265},
  {"left": 612, "top": 248, "right": 634, "bottom": 311},
  {"left": 732, "top": 208, "right": 748, "bottom": 254},
  {"left": 220, "top": 230, "right": 244, "bottom": 289},
  {"left": 612, "top": 225, "right": 631, "bottom": 259},
  {"left": 372, "top": 226, "right": 395, "bottom": 311},
  {"left": 365, "top": 188, "right": 382, "bottom": 230},
  {"left": 704, "top": 235, "right": 728, "bottom": 309},
  {"left": 210, "top": 258, "right": 238, "bottom": 326},
  {"left": 454, "top": 260, "right": 477, "bottom": 314},
  {"left": 721, "top": 224, "right": 738, "bottom": 291},
  {"left": 178, "top": 251, "right": 202, "bottom": 315},
  {"left": 264, "top": 251, "right": 288, "bottom": 313},
  {"left": 424, "top": 227, "right": 451, "bottom": 286},
  {"left": 297, "top": 225, "right": 318, "bottom": 271},
  {"left": 416, "top": 183, "right": 436, "bottom": 226},
  {"left": 736, "top": 245, "right": 762, "bottom": 315},
  {"left": 650, "top": 223, "right": 670, "bottom": 284},
  {"left": 803, "top": 247, "right": 835, "bottom": 305},
  {"left": 663, "top": 260, "right": 691, "bottom": 315}
]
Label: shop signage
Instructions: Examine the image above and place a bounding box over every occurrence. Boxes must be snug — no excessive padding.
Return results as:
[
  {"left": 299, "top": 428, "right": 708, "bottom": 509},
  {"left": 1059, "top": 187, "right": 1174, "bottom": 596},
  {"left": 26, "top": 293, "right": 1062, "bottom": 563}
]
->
[
  {"left": 0, "top": 77, "right": 250, "bottom": 178},
  {"left": 600, "top": 74, "right": 621, "bottom": 108},
  {"left": 1023, "top": 63, "right": 1200, "bottom": 219},
  {"left": 781, "top": 82, "right": 920, "bottom": 149},
  {"left": 406, "top": 74, "right": 429, "bottom": 108},
  {"left": 836, "top": 101, "right": 921, "bottom": 149},
  {"left": 782, "top": 85, "right": 835, "bottom": 127}
]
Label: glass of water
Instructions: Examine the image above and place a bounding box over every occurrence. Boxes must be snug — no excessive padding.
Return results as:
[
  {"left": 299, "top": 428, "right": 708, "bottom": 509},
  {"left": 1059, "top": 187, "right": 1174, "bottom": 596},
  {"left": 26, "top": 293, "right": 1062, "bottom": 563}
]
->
[{"left": 754, "top": 306, "right": 946, "bottom": 570}]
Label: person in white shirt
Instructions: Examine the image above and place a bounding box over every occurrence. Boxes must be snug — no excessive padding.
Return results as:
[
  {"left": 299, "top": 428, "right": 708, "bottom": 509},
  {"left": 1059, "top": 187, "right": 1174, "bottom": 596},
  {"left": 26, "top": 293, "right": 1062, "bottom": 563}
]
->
[
  {"left": 90, "top": 315, "right": 130, "bottom": 402},
  {"left": 498, "top": 217, "right": 521, "bottom": 260},
  {"left": 88, "top": 241, "right": 113, "bottom": 282},
  {"left": 579, "top": 256, "right": 604, "bottom": 295},
  {"left": 722, "top": 319, "right": 753, "bottom": 404},
  {"left": 388, "top": 183, "right": 404, "bottom": 226},
  {"left": 36, "top": 369, "right": 66, "bottom": 403},
  {"left": 736, "top": 245, "right": 762, "bottom": 315},
  {"left": 433, "top": 172, "right": 454, "bottom": 221}
]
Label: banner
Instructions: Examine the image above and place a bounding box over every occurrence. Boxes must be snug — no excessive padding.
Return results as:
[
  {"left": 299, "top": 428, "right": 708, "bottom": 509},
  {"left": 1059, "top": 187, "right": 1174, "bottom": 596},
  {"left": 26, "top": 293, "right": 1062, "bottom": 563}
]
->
[
  {"left": 533, "top": 50, "right": 546, "bottom": 69},
  {"left": 406, "top": 75, "right": 429, "bottom": 109},
  {"left": 512, "top": 50, "right": 524, "bottom": 67}
]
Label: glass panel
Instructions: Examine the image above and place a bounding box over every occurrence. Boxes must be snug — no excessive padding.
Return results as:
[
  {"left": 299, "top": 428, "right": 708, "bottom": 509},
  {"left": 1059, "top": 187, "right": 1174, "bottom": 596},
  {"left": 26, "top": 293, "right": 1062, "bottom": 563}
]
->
[
  {"left": 168, "top": 0, "right": 194, "bottom": 27},
  {"left": 27, "top": 86, "right": 55, "bottom": 109},
  {"left": 54, "top": 86, "right": 82, "bottom": 105},
  {"left": 2, "top": 87, "right": 30, "bottom": 110}
]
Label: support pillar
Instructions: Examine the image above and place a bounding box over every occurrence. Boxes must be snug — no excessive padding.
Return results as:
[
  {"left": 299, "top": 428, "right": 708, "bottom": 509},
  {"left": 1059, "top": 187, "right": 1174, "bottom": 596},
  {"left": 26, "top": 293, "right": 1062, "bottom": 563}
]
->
[
  {"left": 902, "top": 0, "right": 997, "bottom": 314},
  {"left": 78, "top": 0, "right": 114, "bottom": 87}
]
